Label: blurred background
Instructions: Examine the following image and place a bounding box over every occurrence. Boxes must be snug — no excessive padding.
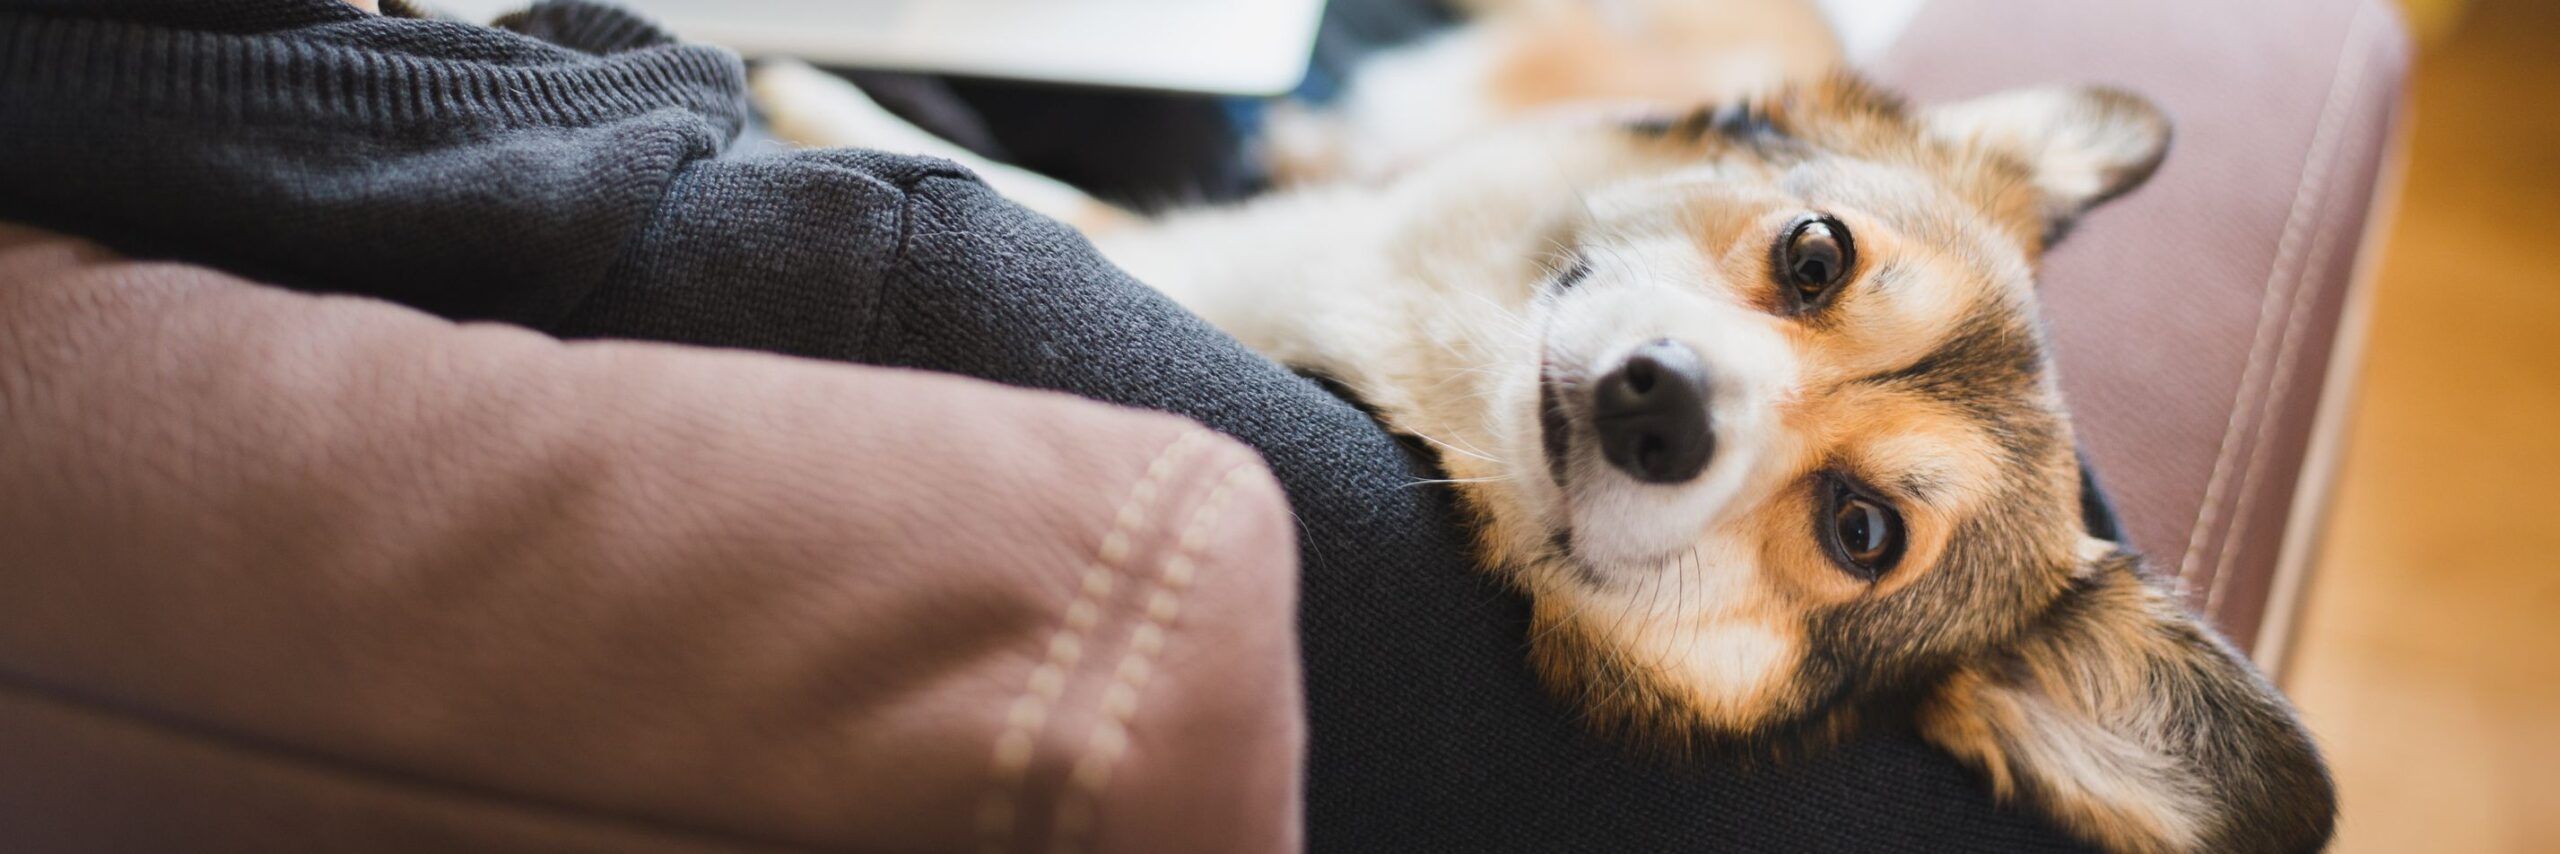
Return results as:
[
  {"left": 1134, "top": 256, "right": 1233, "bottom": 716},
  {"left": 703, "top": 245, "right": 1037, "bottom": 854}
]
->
[{"left": 2287, "top": 0, "right": 2560, "bottom": 851}]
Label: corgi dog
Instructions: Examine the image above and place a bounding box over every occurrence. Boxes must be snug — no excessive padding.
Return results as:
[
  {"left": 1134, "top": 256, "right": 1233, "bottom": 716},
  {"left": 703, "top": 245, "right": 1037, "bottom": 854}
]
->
[{"left": 752, "top": 3, "right": 2335, "bottom": 850}]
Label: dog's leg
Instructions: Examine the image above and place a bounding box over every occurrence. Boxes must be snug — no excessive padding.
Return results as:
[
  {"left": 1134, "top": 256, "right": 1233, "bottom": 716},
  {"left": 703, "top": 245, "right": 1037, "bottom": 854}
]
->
[
  {"left": 749, "top": 60, "right": 1137, "bottom": 234},
  {"left": 1093, "top": 116, "right": 1672, "bottom": 387}
]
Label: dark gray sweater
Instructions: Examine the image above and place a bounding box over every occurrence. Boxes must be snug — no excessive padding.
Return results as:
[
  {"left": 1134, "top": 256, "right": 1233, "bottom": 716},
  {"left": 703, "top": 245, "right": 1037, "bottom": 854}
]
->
[{"left": 0, "top": 2, "right": 2088, "bottom": 850}]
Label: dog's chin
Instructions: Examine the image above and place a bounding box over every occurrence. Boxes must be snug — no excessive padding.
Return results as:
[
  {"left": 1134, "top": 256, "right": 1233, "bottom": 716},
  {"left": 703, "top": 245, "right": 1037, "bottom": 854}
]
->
[
  {"left": 1527, "top": 367, "right": 1705, "bottom": 586},
  {"left": 1552, "top": 539, "right": 1692, "bottom": 590},
  {"left": 1553, "top": 516, "right": 1704, "bottom": 584}
]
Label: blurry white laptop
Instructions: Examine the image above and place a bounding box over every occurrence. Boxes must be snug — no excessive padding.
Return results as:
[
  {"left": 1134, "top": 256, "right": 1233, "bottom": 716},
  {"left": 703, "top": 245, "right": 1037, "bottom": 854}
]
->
[{"left": 433, "top": 0, "right": 1331, "bottom": 96}]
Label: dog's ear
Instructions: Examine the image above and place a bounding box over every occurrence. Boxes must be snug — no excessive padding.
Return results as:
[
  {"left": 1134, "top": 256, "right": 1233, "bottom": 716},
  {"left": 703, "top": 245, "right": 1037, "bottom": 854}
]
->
[
  {"left": 1918, "top": 545, "right": 2334, "bottom": 853},
  {"left": 1923, "top": 86, "right": 2171, "bottom": 246}
]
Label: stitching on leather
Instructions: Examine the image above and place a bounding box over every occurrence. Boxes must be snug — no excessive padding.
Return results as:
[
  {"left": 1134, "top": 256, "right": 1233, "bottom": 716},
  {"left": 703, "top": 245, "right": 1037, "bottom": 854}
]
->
[
  {"left": 2207, "top": 4, "right": 2382, "bottom": 617},
  {"left": 975, "top": 428, "right": 1208, "bottom": 854},
  {"left": 1050, "top": 462, "right": 1262, "bottom": 854},
  {"left": 2174, "top": 1, "right": 2376, "bottom": 602}
]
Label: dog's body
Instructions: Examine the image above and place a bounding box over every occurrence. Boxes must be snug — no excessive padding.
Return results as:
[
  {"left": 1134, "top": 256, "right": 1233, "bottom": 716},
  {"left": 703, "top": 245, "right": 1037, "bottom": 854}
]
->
[{"left": 754, "top": 4, "right": 2335, "bottom": 850}]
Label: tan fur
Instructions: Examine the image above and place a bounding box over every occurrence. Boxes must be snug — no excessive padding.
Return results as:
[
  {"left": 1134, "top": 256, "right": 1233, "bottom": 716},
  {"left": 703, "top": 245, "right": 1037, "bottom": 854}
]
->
[
  {"left": 1263, "top": 0, "right": 1842, "bottom": 185},
  {"left": 1484, "top": 0, "right": 1840, "bottom": 109},
  {"left": 1921, "top": 566, "right": 2220, "bottom": 853}
]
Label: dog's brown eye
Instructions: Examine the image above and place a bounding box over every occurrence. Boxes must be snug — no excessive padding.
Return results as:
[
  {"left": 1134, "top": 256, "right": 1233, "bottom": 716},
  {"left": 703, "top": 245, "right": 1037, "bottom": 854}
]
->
[
  {"left": 1820, "top": 475, "right": 1904, "bottom": 581},
  {"left": 1776, "top": 214, "right": 1855, "bottom": 309}
]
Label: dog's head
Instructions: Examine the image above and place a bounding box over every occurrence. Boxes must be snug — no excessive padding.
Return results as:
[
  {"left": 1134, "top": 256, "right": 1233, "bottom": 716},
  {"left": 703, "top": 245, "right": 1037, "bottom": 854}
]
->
[{"left": 1454, "top": 77, "right": 2331, "bottom": 852}]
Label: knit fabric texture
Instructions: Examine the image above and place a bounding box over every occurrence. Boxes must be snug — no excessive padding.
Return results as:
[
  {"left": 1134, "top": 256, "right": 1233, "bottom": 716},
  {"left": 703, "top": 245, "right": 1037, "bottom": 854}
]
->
[{"left": 0, "top": 1, "right": 2093, "bottom": 850}]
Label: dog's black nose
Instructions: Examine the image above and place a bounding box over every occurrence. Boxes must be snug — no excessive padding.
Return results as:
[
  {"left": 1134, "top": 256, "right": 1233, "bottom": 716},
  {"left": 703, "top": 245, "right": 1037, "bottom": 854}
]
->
[{"left": 1591, "top": 339, "right": 1714, "bottom": 484}]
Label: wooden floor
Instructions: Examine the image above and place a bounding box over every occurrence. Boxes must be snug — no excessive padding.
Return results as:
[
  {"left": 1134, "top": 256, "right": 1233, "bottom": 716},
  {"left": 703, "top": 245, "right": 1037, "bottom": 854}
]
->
[{"left": 2284, "top": 1, "right": 2560, "bottom": 851}]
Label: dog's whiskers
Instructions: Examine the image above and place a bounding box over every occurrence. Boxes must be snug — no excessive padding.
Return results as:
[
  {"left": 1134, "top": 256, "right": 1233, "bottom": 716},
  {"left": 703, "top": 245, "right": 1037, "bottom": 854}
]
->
[
  {"left": 1405, "top": 474, "right": 1515, "bottom": 488},
  {"left": 1402, "top": 427, "right": 1502, "bottom": 464}
]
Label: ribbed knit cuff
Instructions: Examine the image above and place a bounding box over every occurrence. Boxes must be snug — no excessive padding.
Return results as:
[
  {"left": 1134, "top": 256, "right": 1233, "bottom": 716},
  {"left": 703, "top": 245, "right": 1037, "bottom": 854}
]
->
[
  {"left": 0, "top": 0, "right": 366, "bottom": 34},
  {"left": 0, "top": 0, "right": 747, "bottom": 137}
]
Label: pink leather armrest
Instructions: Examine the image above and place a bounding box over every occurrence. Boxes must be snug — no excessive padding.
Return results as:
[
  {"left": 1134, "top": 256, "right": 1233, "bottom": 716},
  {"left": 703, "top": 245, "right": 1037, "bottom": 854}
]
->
[{"left": 0, "top": 223, "right": 1301, "bottom": 854}]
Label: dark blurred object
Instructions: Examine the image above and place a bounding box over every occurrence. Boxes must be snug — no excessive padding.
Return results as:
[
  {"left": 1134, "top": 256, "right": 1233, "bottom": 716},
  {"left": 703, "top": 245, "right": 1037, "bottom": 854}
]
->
[
  {"left": 942, "top": 77, "right": 1259, "bottom": 209},
  {"left": 831, "top": 0, "right": 1459, "bottom": 209}
]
